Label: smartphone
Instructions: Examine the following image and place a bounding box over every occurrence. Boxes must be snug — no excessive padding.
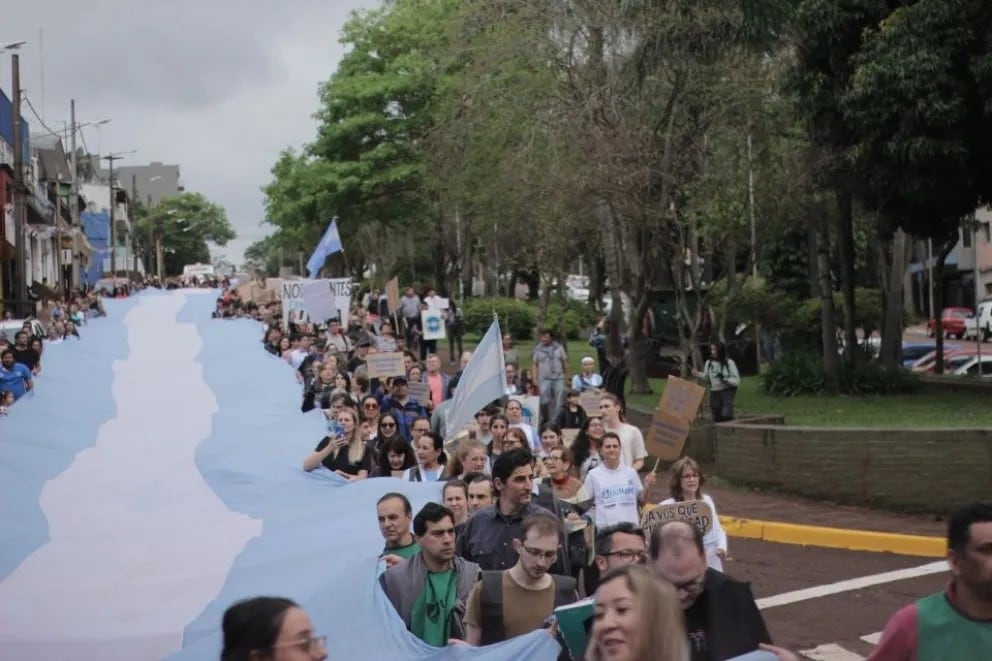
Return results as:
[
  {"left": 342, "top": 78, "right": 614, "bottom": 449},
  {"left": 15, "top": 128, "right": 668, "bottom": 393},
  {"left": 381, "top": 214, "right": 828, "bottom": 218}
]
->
[{"left": 327, "top": 420, "right": 344, "bottom": 438}]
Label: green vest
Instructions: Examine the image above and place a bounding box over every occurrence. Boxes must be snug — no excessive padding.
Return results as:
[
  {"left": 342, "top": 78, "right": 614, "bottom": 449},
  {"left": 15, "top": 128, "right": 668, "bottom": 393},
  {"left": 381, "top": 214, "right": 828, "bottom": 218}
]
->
[{"left": 917, "top": 591, "right": 992, "bottom": 661}]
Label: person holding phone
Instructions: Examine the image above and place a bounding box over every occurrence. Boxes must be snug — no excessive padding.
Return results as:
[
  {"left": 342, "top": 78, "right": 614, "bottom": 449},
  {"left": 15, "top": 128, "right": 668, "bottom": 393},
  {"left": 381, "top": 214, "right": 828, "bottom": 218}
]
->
[{"left": 303, "top": 407, "right": 372, "bottom": 480}]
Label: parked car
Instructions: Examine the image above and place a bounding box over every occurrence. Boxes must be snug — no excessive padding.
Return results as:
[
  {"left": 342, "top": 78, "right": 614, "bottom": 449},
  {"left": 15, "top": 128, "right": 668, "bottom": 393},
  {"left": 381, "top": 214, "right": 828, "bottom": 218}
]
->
[
  {"left": 0, "top": 318, "right": 46, "bottom": 340},
  {"left": 901, "top": 342, "right": 937, "bottom": 369},
  {"left": 952, "top": 354, "right": 992, "bottom": 377},
  {"left": 964, "top": 301, "right": 992, "bottom": 341},
  {"left": 911, "top": 346, "right": 970, "bottom": 373},
  {"left": 927, "top": 307, "right": 973, "bottom": 339}
]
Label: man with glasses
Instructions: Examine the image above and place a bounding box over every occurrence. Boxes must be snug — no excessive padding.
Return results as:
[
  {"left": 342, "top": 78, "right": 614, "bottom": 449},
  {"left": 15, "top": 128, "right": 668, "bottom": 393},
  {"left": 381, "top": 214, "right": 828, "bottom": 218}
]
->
[
  {"left": 594, "top": 522, "right": 647, "bottom": 572},
  {"left": 463, "top": 512, "right": 578, "bottom": 645},
  {"left": 650, "top": 520, "right": 773, "bottom": 661}
]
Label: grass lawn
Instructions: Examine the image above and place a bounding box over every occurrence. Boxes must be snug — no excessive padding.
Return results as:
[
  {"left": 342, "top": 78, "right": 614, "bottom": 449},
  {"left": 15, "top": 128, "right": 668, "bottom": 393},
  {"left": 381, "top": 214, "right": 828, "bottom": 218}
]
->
[{"left": 441, "top": 336, "right": 992, "bottom": 428}]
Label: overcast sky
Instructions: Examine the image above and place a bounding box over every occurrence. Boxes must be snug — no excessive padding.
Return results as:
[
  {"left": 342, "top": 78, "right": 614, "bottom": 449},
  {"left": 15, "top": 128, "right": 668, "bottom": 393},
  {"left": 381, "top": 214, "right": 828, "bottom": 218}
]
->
[{"left": 6, "top": 0, "right": 381, "bottom": 264}]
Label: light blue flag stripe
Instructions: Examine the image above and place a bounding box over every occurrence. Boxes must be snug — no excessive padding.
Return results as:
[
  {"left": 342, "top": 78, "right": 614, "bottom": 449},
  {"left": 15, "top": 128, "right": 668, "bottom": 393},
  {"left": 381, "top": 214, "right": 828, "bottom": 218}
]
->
[
  {"left": 444, "top": 318, "right": 507, "bottom": 439},
  {"left": 306, "top": 218, "right": 343, "bottom": 277}
]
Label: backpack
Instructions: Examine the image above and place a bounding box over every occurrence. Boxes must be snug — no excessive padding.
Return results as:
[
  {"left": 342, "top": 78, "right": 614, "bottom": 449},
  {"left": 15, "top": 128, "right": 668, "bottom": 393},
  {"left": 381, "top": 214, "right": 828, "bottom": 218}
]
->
[
  {"left": 478, "top": 570, "right": 576, "bottom": 646},
  {"left": 407, "top": 466, "right": 422, "bottom": 482}
]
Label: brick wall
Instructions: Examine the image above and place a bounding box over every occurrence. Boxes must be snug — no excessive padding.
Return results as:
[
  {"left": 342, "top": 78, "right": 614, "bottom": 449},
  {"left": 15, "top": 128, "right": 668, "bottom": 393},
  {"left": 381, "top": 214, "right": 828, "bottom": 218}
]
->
[{"left": 714, "top": 424, "right": 992, "bottom": 512}]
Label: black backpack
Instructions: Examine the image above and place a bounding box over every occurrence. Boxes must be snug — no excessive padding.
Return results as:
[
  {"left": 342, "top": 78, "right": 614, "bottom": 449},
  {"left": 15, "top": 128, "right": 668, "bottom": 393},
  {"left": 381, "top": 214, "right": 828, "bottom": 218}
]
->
[{"left": 478, "top": 570, "right": 577, "bottom": 646}]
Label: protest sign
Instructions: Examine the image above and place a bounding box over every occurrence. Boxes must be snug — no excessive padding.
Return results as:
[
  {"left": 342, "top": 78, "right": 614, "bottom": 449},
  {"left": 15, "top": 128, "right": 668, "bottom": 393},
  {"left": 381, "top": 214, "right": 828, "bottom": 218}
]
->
[
  {"left": 578, "top": 390, "right": 603, "bottom": 417},
  {"left": 327, "top": 278, "right": 354, "bottom": 327},
  {"left": 644, "top": 410, "right": 691, "bottom": 461},
  {"left": 385, "top": 278, "right": 400, "bottom": 315},
  {"left": 659, "top": 376, "right": 706, "bottom": 423},
  {"left": 421, "top": 309, "right": 446, "bottom": 340},
  {"left": 640, "top": 499, "right": 714, "bottom": 538},
  {"left": 366, "top": 352, "right": 406, "bottom": 379},
  {"left": 407, "top": 381, "right": 431, "bottom": 405},
  {"left": 560, "top": 428, "right": 580, "bottom": 448},
  {"left": 509, "top": 395, "right": 541, "bottom": 429},
  {"left": 281, "top": 280, "right": 309, "bottom": 327}
]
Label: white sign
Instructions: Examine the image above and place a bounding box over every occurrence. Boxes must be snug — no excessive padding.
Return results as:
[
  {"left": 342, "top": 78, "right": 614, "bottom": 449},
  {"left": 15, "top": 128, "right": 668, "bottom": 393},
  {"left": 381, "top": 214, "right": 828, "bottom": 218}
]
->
[
  {"left": 510, "top": 395, "right": 541, "bottom": 429},
  {"left": 281, "top": 280, "right": 309, "bottom": 327},
  {"left": 421, "top": 309, "right": 446, "bottom": 341},
  {"left": 328, "top": 278, "right": 354, "bottom": 327}
]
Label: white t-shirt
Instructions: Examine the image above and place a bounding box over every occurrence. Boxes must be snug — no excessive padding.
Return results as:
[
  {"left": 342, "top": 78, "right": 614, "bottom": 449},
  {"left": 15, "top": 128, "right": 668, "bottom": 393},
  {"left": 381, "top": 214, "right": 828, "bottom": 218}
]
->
[
  {"left": 605, "top": 421, "right": 647, "bottom": 468},
  {"left": 659, "top": 494, "right": 728, "bottom": 571},
  {"left": 583, "top": 464, "right": 643, "bottom": 527}
]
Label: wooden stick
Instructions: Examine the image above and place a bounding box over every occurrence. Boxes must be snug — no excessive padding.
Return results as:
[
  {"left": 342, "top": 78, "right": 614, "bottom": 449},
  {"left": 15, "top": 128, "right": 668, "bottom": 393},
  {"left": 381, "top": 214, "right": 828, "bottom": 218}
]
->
[{"left": 651, "top": 456, "right": 662, "bottom": 474}]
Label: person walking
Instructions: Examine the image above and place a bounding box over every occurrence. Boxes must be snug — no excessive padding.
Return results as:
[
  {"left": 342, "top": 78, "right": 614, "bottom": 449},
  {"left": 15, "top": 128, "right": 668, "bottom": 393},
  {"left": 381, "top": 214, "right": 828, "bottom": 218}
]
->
[{"left": 692, "top": 342, "right": 740, "bottom": 423}]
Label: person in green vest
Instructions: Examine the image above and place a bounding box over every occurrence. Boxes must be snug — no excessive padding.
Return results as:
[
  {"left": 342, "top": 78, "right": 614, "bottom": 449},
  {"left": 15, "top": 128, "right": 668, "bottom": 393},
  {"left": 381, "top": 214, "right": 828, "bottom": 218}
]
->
[
  {"left": 379, "top": 502, "right": 481, "bottom": 646},
  {"left": 871, "top": 500, "right": 992, "bottom": 660},
  {"left": 378, "top": 492, "right": 420, "bottom": 568}
]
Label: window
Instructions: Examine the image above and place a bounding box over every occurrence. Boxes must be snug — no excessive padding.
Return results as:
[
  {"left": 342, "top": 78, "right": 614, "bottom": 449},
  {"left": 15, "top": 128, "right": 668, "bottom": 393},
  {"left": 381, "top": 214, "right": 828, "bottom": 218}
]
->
[
  {"left": 963, "top": 227, "right": 973, "bottom": 248},
  {"left": 985, "top": 222, "right": 992, "bottom": 244}
]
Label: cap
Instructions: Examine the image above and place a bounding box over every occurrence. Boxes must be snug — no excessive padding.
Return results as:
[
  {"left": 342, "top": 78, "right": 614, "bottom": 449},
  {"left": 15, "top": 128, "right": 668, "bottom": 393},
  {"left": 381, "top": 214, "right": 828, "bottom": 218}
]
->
[{"left": 392, "top": 375, "right": 409, "bottom": 385}]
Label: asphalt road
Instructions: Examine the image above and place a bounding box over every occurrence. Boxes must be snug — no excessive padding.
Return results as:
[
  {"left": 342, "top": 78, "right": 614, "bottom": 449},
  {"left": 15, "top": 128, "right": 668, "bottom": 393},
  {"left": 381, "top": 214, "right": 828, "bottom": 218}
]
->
[{"left": 727, "top": 538, "right": 946, "bottom": 659}]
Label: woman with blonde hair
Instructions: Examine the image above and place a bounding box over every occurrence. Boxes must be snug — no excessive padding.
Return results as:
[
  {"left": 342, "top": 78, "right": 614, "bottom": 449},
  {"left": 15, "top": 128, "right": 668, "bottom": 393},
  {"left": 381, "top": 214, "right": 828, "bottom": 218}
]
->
[
  {"left": 588, "top": 564, "right": 688, "bottom": 661},
  {"left": 657, "top": 456, "right": 728, "bottom": 570},
  {"left": 302, "top": 406, "right": 372, "bottom": 481},
  {"left": 449, "top": 437, "right": 490, "bottom": 478}
]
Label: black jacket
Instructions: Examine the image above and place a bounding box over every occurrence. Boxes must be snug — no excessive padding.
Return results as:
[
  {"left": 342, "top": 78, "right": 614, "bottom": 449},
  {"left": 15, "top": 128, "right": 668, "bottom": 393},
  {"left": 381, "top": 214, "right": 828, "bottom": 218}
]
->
[{"left": 699, "top": 568, "right": 771, "bottom": 660}]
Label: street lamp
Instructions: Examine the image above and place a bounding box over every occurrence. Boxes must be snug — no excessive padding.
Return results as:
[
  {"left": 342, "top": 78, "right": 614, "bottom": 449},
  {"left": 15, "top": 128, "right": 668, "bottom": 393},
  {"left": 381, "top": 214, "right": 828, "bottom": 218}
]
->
[{"left": 0, "top": 41, "right": 26, "bottom": 53}]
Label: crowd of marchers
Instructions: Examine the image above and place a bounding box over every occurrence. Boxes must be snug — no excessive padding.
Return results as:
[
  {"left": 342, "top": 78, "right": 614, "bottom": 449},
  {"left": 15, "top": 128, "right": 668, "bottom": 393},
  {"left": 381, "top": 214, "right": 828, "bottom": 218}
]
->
[{"left": 211, "top": 283, "right": 992, "bottom": 661}]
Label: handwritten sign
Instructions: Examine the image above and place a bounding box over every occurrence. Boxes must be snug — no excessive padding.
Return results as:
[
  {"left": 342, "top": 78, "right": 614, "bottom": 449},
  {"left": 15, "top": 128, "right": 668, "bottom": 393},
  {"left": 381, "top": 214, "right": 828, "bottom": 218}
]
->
[
  {"left": 407, "top": 381, "right": 431, "bottom": 405},
  {"left": 644, "top": 410, "right": 691, "bottom": 461},
  {"left": 560, "top": 428, "right": 579, "bottom": 448},
  {"left": 366, "top": 352, "right": 406, "bottom": 379},
  {"left": 659, "top": 376, "right": 706, "bottom": 423},
  {"left": 509, "top": 395, "right": 541, "bottom": 429},
  {"left": 281, "top": 280, "right": 309, "bottom": 327},
  {"left": 640, "top": 499, "right": 714, "bottom": 538},
  {"left": 578, "top": 389, "right": 603, "bottom": 417}
]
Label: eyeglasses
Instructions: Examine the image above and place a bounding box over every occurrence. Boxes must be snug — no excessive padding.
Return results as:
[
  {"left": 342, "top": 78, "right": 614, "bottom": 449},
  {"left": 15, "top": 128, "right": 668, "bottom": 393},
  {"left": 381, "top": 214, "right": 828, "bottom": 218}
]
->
[
  {"left": 381, "top": 422, "right": 396, "bottom": 429},
  {"left": 602, "top": 549, "right": 647, "bottom": 563},
  {"left": 364, "top": 403, "right": 379, "bottom": 410},
  {"left": 522, "top": 544, "right": 558, "bottom": 561},
  {"left": 673, "top": 575, "right": 706, "bottom": 595},
  {"left": 413, "top": 427, "right": 430, "bottom": 434},
  {"left": 270, "top": 634, "right": 327, "bottom": 654}
]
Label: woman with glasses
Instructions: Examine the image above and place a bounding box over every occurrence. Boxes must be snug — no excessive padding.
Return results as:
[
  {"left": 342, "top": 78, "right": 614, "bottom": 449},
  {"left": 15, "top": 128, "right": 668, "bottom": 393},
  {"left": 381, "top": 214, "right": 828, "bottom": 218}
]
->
[
  {"left": 221, "top": 596, "right": 328, "bottom": 660},
  {"left": 546, "top": 447, "right": 588, "bottom": 503},
  {"left": 374, "top": 435, "right": 416, "bottom": 478},
  {"left": 587, "top": 565, "right": 688, "bottom": 661},
  {"left": 657, "top": 456, "right": 728, "bottom": 571}
]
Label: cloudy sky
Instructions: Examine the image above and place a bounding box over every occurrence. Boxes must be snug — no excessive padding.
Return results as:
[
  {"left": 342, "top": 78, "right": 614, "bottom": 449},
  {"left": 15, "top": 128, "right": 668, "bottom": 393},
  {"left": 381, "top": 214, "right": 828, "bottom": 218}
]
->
[{"left": 6, "top": 0, "right": 381, "bottom": 264}]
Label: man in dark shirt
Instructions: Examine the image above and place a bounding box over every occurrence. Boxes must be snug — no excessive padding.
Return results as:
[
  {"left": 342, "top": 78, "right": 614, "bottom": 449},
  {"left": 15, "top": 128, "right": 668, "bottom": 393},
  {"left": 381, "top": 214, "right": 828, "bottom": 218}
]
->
[
  {"left": 650, "top": 520, "right": 797, "bottom": 661},
  {"left": 11, "top": 332, "right": 40, "bottom": 374},
  {"left": 456, "top": 449, "right": 563, "bottom": 573}
]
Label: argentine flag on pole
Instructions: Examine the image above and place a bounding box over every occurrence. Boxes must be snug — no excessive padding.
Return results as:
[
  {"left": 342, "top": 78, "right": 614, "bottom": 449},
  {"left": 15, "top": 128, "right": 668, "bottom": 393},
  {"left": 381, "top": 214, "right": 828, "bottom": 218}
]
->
[
  {"left": 306, "top": 218, "right": 343, "bottom": 278},
  {"left": 445, "top": 316, "right": 507, "bottom": 440}
]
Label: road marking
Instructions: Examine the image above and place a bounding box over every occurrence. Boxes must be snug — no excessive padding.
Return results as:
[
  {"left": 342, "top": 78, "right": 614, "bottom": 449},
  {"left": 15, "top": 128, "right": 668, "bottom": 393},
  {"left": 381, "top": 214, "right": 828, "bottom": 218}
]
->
[
  {"left": 756, "top": 561, "right": 946, "bottom": 609},
  {"left": 800, "top": 643, "right": 865, "bottom": 660},
  {"left": 860, "top": 632, "right": 882, "bottom": 645}
]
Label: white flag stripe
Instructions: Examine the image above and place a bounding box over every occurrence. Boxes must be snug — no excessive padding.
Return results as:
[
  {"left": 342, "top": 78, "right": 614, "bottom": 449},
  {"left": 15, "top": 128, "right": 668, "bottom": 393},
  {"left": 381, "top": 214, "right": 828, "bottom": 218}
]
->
[{"left": 444, "top": 319, "right": 506, "bottom": 439}]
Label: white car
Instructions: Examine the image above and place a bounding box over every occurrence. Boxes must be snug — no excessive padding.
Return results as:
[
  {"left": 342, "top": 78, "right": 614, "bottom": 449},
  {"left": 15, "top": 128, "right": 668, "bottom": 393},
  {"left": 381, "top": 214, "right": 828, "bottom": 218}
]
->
[
  {"left": 965, "top": 301, "right": 992, "bottom": 341},
  {"left": 0, "top": 318, "right": 46, "bottom": 340},
  {"left": 952, "top": 354, "right": 992, "bottom": 377}
]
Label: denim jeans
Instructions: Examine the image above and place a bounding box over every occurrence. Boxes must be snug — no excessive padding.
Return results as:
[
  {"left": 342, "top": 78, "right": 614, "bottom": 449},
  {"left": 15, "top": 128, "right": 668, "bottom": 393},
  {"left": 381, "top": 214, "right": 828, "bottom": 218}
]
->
[{"left": 539, "top": 378, "right": 565, "bottom": 425}]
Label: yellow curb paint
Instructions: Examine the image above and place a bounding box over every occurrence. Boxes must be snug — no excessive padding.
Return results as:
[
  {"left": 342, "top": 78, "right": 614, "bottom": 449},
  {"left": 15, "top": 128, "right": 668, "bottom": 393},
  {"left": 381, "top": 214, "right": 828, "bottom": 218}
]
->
[{"left": 720, "top": 516, "right": 945, "bottom": 558}]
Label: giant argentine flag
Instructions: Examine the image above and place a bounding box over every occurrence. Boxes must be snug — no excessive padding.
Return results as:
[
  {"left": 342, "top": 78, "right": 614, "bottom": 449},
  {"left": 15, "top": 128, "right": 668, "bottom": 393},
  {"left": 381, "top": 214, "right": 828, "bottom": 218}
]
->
[
  {"left": 445, "top": 318, "right": 507, "bottom": 440},
  {"left": 0, "top": 291, "right": 556, "bottom": 660}
]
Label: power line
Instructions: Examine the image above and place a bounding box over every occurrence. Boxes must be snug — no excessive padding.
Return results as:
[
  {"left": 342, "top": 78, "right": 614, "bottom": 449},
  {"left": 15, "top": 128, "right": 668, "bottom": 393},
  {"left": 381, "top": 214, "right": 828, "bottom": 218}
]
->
[{"left": 22, "top": 93, "right": 61, "bottom": 138}]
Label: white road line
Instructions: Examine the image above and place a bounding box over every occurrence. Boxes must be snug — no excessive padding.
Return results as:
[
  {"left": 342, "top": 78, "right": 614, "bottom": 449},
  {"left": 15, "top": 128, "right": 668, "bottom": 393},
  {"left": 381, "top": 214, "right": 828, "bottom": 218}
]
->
[
  {"left": 800, "top": 643, "right": 865, "bottom": 660},
  {"left": 860, "top": 632, "right": 882, "bottom": 645},
  {"left": 756, "top": 560, "right": 946, "bottom": 609}
]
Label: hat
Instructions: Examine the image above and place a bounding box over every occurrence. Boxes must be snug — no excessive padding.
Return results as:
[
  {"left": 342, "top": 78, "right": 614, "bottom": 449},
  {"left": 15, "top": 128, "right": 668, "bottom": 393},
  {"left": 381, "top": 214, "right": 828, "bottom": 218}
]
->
[
  {"left": 581, "top": 356, "right": 595, "bottom": 365},
  {"left": 392, "top": 375, "right": 408, "bottom": 385}
]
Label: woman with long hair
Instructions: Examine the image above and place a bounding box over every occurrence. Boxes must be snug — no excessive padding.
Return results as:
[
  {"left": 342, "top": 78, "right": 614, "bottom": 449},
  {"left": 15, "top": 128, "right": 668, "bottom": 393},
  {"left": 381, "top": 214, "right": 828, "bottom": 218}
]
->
[
  {"left": 692, "top": 341, "right": 740, "bottom": 423},
  {"left": 221, "top": 596, "right": 327, "bottom": 661},
  {"left": 587, "top": 565, "right": 688, "bottom": 661},
  {"left": 487, "top": 413, "right": 510, "bottom": 459},
  {"left": 572, "top": 416, "right": 606, "bottom": 480},
  {"left": 374, "top": 435, "right": 416, "bottom": 478},
  {"left": 443, "top": 479, "right": 470, "bottom": 525},
  {"left": 302, "top": 407, "right": 372, "bottom": 481},
  {"left": 657, "top": 456, "right": 728, "bottom": 570},
  {"left": 448, "top": 437, "right": 489, "bottom": 479},
  {"left": 403, "top": 431, "right": 447, "bottom": 482}
]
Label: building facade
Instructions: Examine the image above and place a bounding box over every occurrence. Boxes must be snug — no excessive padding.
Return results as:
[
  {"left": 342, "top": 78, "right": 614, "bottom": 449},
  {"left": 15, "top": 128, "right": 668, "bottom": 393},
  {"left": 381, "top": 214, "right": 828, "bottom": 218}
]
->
[{"left": 114, "top": 162, "right": 183, "bottom": 208}]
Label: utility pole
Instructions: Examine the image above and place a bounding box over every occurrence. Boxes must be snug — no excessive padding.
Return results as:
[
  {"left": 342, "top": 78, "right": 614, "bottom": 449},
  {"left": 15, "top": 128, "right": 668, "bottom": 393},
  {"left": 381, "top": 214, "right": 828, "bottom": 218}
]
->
[
  {"left": 11, "top": 54, "right": 28, "bottom": 313},
  {"left": 70, "top": 99, "right": 79, "bottom": 293},
  {"left": 151, "top": 194, "right": 163, "bottom": 279},
  {"left": 53, "top": 179, "right": 62, "bottom": 293},
  {"left": 102, "top": 152, "right": 134, "bottom": 278},
  {"left": 130, "top": 173, "right": 137, "bottom": 278}
]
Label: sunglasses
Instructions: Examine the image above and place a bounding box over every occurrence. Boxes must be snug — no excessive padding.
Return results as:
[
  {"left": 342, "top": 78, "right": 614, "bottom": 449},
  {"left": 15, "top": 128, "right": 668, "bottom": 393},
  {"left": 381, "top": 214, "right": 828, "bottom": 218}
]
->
[
  {"left": 364, "top": 403, "right": 379, "bottom": 410},
  {"left": 381, "top": 422, "right": 396, "bottom": 428}
]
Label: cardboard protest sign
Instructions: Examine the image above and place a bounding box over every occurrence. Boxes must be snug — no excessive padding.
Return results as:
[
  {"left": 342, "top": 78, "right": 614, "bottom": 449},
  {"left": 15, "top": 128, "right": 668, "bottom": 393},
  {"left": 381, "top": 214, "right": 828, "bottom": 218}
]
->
[
  {"left": 560, "top": 428, "right": 580, "bottom": 448},
  {"left": 578, "top": 389, "right": 603, "bottom": 417},
  {"left": 659, "top": 376, "right": 706, "bottom": 423},
  {"left": 644, "top": 410, "right": 691, "bottom": 461},
  {"left": 385, "top": 277, "right": 400, "bottom": 315},
  {"left": 640, "top": 499, "right": 714, "bottom": 538},
  {"left": 421, "top": 309, "right": 446, "bottom": 340},
  {"left": 366, "top": 352, "right": 406, "bottom": 379},
  {"left": 407, "top": 381, "right": 431, "bottom": 405},
  {"left": 281, "top": 280, "right": 309, "bottom": 327}
]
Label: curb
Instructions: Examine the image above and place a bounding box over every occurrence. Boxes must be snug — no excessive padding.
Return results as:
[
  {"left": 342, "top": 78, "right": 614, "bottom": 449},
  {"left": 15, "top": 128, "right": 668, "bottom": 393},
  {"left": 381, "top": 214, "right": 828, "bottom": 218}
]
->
[{"left": 720, "top": 516, "right": 946, "bottom": 558}]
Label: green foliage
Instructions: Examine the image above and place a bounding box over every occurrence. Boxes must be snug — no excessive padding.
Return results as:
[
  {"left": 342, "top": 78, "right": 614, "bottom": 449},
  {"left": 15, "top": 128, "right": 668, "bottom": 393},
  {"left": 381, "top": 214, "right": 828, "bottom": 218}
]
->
[
  {"left": 761, "top": 351, "right": 920, "bottom": 396},
  {"left": 136, "top": 192, "right": 235, "bottom": 276},
  {"left": 545, "top": 300, "right": 600, "bottom": 341},
  {"left": 462, "top": 298, "right": 535, "bottom": 340}
]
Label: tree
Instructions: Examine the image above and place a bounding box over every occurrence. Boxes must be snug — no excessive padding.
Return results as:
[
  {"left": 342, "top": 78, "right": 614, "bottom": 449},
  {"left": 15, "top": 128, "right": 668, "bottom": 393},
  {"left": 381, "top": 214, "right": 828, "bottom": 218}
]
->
[{"left": 136, "top": 192, "right": 235, "bottom": 276}]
